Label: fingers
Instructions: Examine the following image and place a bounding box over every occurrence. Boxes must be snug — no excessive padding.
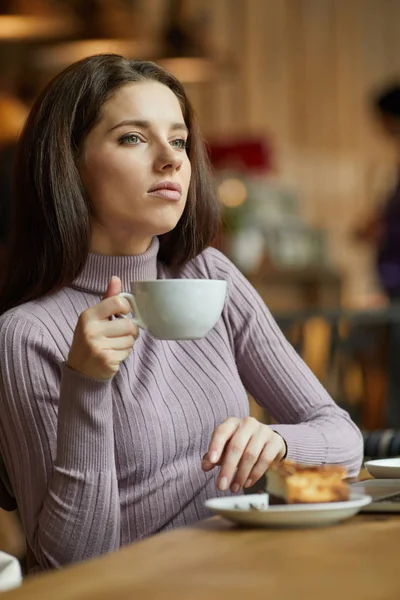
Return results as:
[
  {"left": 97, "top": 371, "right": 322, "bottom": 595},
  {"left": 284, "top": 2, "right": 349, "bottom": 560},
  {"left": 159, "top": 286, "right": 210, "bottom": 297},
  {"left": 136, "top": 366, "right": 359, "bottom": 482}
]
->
[
  {"left": 68, "top": 278, "right": 137, "bottom": 381},
  {"left": 233, "top": 432, "right": 284, "bottom": 492},
  {"left": 212, "top": 417, "right": 259, "bottom": 492},
  {"left": 103, "top": 335, "right": 136, "bottom": 351},
  {"left": 103, "top": 276, "right": 122, "bottom": 299},
  {"left": 84, "top": 295, "right": 132, "bottom": 322},
  {"left": 100, "top": 318, "right": 139, "bottom": 339},
  {"left": 80, "top": 312, "right": 138, "bottom": 341},
  {"left": 110, "top": 349, "right": 133, "bottom": 363},
  {"left": 229, "top": 433, "right": 269, "bottom": 492},
  {"left": 99, "top": 348, "right": 133, "bottom": 373},
  {"left": 202, "top": 417, "right": 240, "bottom": 471},
  {"left": 201, "top": 449, "right": 225, "bottom": 472},
  {"left": 79, "top": 318, "right": 138, "bottom": 354},
  {"left": 248, "top": 435, "right": 286, "bottom": 487},
  {"left": 203, "top": 418, "right": 287, "bottom": 494}
]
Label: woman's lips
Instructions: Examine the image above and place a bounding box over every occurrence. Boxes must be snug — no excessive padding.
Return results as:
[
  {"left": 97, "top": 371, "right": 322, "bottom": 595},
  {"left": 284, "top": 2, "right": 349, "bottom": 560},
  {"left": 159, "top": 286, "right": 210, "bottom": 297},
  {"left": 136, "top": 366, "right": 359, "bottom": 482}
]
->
[{"left": 147, "top": 188, "right": 182, "bottom": 201}]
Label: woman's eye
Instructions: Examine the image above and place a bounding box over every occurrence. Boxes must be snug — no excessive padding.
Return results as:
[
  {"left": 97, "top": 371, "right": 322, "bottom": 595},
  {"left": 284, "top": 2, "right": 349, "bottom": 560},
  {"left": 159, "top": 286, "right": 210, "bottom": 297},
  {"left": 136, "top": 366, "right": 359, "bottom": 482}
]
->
[
  {"left": 119, "top": 134, "right": 141, "bottom": 145},
  {"left": 170, "top": 138, "right": 188, "bottom": 150}
]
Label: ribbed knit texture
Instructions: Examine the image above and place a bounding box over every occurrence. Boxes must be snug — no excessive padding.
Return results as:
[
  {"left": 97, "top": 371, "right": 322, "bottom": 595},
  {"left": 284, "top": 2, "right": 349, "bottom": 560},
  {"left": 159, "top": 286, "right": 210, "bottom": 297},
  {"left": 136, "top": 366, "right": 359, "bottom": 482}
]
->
[{"left": 0, "top": 237, "right": 363, "bottom": 571}]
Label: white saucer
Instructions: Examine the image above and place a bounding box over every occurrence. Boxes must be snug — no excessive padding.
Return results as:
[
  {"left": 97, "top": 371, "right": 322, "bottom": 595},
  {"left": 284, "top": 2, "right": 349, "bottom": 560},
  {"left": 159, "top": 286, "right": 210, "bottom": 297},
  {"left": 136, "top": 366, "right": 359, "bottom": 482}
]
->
[
  {"left": 365, "top": 458, "right": 400, "bottom": 479},
  {"left": 204, "top": 493, "right": 371, "bottom": 528}
]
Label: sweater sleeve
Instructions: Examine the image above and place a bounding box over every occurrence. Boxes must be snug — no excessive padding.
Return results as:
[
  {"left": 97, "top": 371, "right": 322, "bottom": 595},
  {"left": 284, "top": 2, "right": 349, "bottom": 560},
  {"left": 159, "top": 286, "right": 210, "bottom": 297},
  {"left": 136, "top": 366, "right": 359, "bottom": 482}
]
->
[
  {"left": 0, "top": 316, "right": 120, "bottom": 570},
  {"left": 211, "top": 251, "right": 363, "bottom": 477}
]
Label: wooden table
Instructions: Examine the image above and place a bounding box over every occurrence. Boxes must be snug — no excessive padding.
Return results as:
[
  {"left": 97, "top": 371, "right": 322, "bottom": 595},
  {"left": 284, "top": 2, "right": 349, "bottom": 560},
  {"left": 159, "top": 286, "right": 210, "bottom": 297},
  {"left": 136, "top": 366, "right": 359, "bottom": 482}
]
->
[{"left": 3, "top": 510, "right": 400, "bottom": 600}]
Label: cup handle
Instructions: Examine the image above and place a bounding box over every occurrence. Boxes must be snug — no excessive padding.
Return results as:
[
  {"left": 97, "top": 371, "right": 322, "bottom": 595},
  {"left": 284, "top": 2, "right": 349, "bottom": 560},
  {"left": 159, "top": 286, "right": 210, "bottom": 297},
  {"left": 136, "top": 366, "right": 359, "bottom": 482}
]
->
[{"left": 118, "top": 292, "right": 147, "bottom": 330}]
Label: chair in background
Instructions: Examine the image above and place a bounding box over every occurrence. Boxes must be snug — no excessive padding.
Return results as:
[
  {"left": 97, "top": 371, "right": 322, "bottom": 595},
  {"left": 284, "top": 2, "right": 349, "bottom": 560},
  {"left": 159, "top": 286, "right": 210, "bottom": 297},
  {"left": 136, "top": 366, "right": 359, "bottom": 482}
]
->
[
  {"left": 275, "top": 306, "right": 397, "bottom": 431},
  {"left": 363, "top": 429, "right": 400, "bottom": 458}
]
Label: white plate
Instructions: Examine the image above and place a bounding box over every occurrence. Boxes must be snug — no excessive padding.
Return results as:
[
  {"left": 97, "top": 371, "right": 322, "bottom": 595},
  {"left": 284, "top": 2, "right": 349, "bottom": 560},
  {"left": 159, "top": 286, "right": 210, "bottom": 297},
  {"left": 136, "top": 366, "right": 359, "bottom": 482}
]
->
[
  {"left": 364, "top": 458, "right": 400, "bottom": 479},
  {"left": 204, "top": 493, "right": 371, "bottom": 528}
]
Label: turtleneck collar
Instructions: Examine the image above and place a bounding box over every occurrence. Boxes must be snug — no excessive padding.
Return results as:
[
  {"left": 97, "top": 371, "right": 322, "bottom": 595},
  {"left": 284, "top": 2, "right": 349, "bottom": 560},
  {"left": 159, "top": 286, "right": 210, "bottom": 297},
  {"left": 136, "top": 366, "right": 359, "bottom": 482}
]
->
[{"left": 71, "top": 236, "right": 160, "bottom": 294}]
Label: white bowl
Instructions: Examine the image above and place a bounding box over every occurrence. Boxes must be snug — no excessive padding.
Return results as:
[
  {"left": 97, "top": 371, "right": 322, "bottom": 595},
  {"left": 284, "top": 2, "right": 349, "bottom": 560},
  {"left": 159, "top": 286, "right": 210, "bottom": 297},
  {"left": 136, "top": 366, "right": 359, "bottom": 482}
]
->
[{"left": 365, "top": 458, "right": 400, "bottom": 479}]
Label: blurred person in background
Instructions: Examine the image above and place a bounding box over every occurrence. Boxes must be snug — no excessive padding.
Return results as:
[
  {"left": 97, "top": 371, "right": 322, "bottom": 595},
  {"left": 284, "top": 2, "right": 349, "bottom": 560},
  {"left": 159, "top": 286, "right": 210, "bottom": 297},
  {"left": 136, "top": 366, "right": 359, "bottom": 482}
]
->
[
  {"left": 354, "top": 84, "right": 400, "bottom": 427},
  {"left": 355, "top": 84, "right": 400, "bottom": 303}
]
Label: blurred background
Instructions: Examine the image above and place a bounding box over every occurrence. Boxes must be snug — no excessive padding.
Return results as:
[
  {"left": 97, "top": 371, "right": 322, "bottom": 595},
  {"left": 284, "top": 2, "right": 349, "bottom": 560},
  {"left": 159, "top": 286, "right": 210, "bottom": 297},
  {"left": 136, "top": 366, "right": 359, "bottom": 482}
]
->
[{"left": 4, "top": 0, "right": 400, "bottom": 560}]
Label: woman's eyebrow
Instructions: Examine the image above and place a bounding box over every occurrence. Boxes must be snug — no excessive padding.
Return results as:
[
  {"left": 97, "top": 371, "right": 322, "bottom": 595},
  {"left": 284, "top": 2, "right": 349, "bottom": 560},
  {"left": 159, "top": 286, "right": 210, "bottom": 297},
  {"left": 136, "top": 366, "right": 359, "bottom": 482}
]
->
[{"left": 109, "top": 119, "right": 189, "bottom": 134}]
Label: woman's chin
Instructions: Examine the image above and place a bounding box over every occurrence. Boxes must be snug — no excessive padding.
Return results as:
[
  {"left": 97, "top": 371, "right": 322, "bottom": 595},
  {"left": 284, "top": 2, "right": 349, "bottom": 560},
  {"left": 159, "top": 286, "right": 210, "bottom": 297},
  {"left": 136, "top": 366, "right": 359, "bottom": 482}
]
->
[{"left": 147, "top": 218, "right": 182, "bottom": 238}]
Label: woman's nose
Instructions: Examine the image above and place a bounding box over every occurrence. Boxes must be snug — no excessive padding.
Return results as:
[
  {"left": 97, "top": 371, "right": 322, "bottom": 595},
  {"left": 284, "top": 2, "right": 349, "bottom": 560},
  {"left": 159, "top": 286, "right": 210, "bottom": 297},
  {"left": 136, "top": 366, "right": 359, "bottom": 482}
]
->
[{"left": 154, "top": 145, "right": 183, "bottom": 172}]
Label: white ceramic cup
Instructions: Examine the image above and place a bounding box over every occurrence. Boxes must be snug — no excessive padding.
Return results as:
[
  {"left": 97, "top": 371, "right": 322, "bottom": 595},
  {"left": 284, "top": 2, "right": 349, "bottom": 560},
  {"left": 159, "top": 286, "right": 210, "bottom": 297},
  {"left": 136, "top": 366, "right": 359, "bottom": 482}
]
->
[{"left": 118, "top": 279, "right": 227, "bottom": 340}]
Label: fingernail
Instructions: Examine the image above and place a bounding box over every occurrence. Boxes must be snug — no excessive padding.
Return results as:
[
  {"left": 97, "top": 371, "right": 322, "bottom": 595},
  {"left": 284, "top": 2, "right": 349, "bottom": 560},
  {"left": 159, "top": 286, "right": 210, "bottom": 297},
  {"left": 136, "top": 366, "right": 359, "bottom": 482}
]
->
[
  {"left": 244, "top": 478, "right": 253, "bottom": 488},
  {"left": 231, "top": 483, "right": 240, "bottom": 494},
  {"left": 218, "top": 477, "right": 228, "bottom": 491},
  {"left": 210, "top": 451, "right": 218, "bottom": 463}
]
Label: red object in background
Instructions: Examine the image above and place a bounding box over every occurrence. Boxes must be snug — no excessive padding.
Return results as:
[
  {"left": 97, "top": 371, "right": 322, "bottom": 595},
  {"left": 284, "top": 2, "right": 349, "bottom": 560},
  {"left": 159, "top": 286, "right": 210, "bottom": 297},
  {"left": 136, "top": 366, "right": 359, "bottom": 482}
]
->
[{"left": 207, "top": 137, "right": 273, "bottom": 173}]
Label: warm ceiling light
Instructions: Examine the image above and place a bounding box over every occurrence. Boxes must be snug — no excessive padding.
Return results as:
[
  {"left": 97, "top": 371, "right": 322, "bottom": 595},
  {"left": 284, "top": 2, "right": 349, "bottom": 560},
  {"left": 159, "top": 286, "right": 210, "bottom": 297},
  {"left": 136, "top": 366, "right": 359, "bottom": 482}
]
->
[
  {"left": 0, "top": 15, "right": 75, "bottom": 40},
  {"left": 218, "top": 178, "right": 248, "bottom": 208},
  {"left": 34, "top": 39, "right": 155, "bottom": 69}
]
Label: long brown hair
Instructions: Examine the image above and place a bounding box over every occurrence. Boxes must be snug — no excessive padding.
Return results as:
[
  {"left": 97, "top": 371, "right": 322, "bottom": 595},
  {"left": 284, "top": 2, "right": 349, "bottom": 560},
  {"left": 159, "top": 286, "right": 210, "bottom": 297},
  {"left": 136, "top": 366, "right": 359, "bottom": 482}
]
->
[{"left": 0, "top": 54, "right": 220, "bottom": 314}]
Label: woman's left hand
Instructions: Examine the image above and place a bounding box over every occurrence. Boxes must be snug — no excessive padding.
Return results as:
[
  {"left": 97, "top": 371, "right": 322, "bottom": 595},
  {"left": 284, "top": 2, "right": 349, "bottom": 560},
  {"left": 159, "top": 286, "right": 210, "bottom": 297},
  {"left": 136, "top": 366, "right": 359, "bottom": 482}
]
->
[{"left": 202, "top": 417, "right": 287, "bottom": 493}]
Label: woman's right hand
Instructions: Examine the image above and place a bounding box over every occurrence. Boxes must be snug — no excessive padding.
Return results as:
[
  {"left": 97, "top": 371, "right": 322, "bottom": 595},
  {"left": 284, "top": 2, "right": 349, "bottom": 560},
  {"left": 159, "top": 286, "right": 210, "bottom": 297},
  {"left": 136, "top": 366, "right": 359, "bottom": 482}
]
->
[{"left": 67, "top": 276, "right": 138, "bottom": 380}]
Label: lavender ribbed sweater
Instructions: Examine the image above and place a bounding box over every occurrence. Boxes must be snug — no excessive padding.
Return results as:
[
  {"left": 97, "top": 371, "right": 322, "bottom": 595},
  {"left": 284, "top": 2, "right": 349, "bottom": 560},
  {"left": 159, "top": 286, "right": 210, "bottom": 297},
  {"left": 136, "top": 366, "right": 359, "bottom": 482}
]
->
[{"left": 0, "top": 238, "right": 363, "bottom": 571}]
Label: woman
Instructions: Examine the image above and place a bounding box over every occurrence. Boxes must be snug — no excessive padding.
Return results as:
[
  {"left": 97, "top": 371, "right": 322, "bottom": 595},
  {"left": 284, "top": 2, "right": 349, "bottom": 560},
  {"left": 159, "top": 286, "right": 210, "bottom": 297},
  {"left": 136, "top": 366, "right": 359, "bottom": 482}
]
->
[{"left": 0, "top": 54, "right": 363, "bottom": 572}]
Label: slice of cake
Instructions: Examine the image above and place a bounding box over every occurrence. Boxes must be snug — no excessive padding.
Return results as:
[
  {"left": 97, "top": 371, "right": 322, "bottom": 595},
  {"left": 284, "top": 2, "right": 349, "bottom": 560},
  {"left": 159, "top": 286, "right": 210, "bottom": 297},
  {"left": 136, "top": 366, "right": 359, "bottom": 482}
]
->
[{"left": 266, "top": 460, "right": 349, "bottom": 504}]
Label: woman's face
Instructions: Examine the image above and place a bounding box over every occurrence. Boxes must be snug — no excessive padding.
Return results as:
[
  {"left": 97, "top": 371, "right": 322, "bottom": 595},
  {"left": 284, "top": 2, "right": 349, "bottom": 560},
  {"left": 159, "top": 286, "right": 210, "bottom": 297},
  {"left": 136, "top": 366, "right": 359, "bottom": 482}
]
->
[{"left": 79, "top": 80, "right": 192, "bottom": 255}]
